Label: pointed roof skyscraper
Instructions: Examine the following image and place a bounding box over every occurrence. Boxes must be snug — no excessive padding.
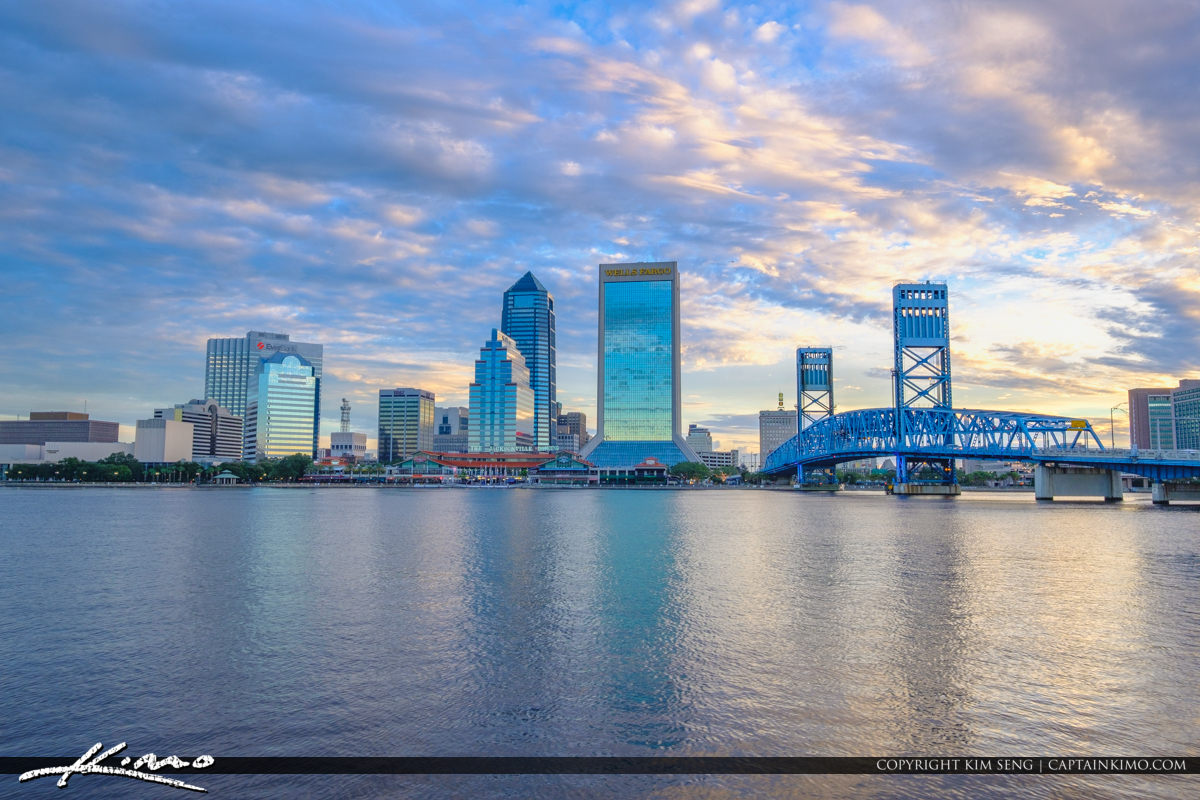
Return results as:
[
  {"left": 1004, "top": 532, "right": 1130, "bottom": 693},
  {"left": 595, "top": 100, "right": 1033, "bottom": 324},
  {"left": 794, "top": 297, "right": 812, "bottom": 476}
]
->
[{"left": 501, "top": 271, "right": 556, "bottom": 452}]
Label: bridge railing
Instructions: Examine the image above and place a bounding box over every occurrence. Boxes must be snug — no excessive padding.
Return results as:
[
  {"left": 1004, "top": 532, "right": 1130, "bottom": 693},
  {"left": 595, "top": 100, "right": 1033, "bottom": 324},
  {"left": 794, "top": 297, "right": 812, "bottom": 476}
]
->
[
  {"left": 1038, "top": 447, "right": 1200, "bottom": 463},
  {"left": 762, "top": 408, "right": 1105, "bottom": 474}
]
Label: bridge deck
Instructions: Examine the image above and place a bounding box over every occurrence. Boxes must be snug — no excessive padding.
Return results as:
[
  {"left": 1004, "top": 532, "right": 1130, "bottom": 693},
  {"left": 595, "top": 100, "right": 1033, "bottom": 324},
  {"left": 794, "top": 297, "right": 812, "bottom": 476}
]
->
[{"left": 762, "top": 408, "right": 1200, "bottom": 482}]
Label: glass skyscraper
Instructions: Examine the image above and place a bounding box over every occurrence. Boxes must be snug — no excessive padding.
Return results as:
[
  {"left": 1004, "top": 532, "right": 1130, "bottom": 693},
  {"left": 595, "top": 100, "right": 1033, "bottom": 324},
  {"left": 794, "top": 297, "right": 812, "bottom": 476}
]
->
[
  {"left": 243, "top": 352, "right": 319, "bottom": 462},
  {"left": 501, "top": 272, "right": 555, "bottom": 451},
  {"left": 579, "top": 262, "right": 700, "bottom": 467},
  {"left": 469, "top": 329, "right": 535, "bottom": 452},
  {"left": 205, "top": 330, "right": 323, "bottom": 457}
]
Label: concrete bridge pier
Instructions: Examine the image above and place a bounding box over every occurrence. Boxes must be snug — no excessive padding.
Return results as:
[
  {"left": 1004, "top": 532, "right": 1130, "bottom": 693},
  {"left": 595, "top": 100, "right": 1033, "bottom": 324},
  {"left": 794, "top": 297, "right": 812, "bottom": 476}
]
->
[
  {"left": 1034, "top": 465, "right": 1122, "bottom": 502},
  {"left": 1152, "top": 482, "right": 1200, "bottom": 505},
  {"left": 888, "top": 483, "right": 960, "bottom": 496}
]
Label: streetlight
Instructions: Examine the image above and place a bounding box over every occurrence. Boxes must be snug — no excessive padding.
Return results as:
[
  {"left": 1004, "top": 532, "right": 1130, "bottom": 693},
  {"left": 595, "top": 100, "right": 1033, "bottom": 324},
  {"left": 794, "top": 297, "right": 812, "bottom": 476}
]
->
[{"left": 1110, "top": 401, "right": 1128, "bottom": 449}]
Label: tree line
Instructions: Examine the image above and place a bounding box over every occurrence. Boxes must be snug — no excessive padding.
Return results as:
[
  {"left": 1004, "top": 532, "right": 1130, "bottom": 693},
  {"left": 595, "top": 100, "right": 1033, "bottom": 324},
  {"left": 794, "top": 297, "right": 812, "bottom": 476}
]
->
[{"left": 4, "top": 452, "right": 317, "bottom": 483}]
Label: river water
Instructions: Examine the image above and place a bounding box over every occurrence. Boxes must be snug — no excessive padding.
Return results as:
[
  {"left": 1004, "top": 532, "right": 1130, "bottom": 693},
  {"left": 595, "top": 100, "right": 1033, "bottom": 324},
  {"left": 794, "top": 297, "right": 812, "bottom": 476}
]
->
[{"left": 2, "top": 487, "right": 1197, "bottom": 798}]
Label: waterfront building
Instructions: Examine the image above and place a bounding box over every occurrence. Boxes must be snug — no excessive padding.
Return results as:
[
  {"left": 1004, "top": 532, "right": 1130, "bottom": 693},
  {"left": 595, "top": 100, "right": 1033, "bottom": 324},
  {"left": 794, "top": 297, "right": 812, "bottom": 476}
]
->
[
  {"left": 595, "top": 456, "right": 670, "bottom": 485},
  {"left": 469, "top": 330, "right": 535, "bottom": 453},
  {"left": 579, "top": 261, "right": 701, "bottom": 467},
  {"left": 244, "top": 352, "right": 319, "bottom": 462},
  {"left": 385, "top": 452, "right": 460, "bottom": 483},
  {"left": 45, "top": 442, "right": 134, "bottom": 461},
  {"left": 433, "top": 406, "right": 470, "bottom": 453},
  {"left": 686, "top": 424, "right": 713, "bottom": 453},
  {"left": 330, "top": 397, "right": 368, "bottom": 462},
  {"left": 1173, "top": 380, "right": 1200, "bottom": 449},
  {"left": 535, "top": 451, "right": 597, "bottom": 485},
  {"left": 134, "top": 418, "right": 194, "bottom": 463},
  {"left": 1, "top": 441, "right": 134, "bottom": 478},
  {"left": 759, "top": 408, "right": 798, "bottom": 462},
  {"left": 205, "top": 330, "right": 323, "bottom": 455},
  {"left": 386, "top": 450, "right": 556, "bottom": 482},
  {"left": 378, "top": 388, "right": 435, "bottom": 463},
  {"left": 501, "top": 272, "right": 556, "bottom": 451},
  {"left": 154, "top": 399, "right": 242, "bottom": 462},
  {"left": 384, "top": 449, "right": 599, "bottom": 485},
  {"left": 0, "top": 412, "right": 119, "bottom": 446},
  {"left": 556, "top": 410, "right": 590, "bottom": 447},
  {"left": 330, "top": 432, "right": 368, "bottom": 462}
]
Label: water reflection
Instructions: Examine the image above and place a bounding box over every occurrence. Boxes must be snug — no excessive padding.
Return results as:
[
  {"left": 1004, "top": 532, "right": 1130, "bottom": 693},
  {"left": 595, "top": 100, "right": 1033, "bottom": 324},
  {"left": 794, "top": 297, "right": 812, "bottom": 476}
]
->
[{"left": 2, "top": 488, "right": 1198, "bottom": 800}]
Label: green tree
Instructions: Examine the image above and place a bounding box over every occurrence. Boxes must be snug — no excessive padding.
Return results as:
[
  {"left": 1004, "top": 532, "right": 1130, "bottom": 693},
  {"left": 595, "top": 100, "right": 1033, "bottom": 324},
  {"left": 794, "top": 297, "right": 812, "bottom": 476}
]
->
[
  {"left": 55, "top": 457, "right": 87, "bottom": 481},
  {"left": 100, "top": 451, "right": 145, "bottom": 481},
  {"left": 270, "top": 453, "right": 314, "bottom": 481},
  {"left": 670, "top": 461, "right": 711, "bottom": 482},
  {"left": 169, "top": 461, "right": 202, "bottom": 482},
  {"left": 105, "top": 464, "right": 133, "bottom": 482}
]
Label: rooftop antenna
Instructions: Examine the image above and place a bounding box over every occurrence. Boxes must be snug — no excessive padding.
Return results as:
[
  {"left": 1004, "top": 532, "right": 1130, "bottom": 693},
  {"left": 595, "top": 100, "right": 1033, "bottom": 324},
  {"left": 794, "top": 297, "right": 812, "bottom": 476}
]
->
[{"left": 340, "top": 398, "right": 351, "bottom": 433}]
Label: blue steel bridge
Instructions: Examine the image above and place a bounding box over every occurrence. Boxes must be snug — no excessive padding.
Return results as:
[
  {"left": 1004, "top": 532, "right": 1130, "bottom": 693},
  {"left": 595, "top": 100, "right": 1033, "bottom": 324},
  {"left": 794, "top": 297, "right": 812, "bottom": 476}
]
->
[
  {"left": 763, "top": 282, "right": 1200, "bottom": 501},
  {"left": 760, "top": 406, "right": 1200, "bottom": 484}
]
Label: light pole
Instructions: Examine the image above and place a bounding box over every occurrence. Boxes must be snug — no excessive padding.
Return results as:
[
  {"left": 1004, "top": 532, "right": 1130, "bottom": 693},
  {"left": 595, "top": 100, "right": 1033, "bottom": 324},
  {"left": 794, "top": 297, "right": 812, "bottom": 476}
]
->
[{"left": 1109, "top": 401, "right": 1128, "bottom": 449}]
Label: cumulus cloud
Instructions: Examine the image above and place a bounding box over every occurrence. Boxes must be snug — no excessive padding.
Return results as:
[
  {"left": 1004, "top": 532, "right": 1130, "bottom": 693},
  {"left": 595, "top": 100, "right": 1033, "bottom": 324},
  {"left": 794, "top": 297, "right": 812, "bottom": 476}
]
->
[{"left": 0, "top": 0, "right": 1196, "bottom": 449}]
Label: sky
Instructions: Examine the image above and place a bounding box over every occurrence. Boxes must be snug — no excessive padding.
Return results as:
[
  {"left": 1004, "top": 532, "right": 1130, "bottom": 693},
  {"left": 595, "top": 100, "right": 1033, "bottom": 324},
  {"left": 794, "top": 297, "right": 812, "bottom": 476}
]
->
[{"left": 2, "top": 0, "right": 1197, "bottom": 455}]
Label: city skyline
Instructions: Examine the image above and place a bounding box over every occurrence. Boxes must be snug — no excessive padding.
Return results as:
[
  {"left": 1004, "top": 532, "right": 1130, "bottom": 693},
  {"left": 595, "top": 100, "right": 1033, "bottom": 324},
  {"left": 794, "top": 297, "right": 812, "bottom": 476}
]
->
[{"left": 2, "top": 1, "right": 1198, "bottom": 455}]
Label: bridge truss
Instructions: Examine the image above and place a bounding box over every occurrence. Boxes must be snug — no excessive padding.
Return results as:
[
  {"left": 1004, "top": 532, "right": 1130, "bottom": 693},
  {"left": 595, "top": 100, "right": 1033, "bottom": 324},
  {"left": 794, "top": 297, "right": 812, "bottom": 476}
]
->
[{"left": 762, "top": 407, "right": 1106, "bottom": 476}]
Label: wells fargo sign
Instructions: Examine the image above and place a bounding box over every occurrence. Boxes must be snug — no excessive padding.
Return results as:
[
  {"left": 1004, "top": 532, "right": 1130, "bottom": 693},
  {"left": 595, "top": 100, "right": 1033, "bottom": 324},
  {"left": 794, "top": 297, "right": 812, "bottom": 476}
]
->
[{"left": 604, "top": 266, "right": 673, "bottom": 278}]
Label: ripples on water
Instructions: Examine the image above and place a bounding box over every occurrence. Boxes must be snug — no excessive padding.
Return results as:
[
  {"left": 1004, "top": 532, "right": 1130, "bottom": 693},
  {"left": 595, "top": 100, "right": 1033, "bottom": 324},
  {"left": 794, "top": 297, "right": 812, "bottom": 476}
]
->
[{"left": 1, "top": 487, "right": 1197, "bottom": 798}]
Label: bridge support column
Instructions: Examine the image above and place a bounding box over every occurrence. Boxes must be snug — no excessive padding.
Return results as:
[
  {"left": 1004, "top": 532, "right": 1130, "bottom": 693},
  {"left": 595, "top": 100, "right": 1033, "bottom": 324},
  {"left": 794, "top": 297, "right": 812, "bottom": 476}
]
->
[
  {"left": 1152, "top": 482, "right": 1200, "bottom": 505},
  {"left": 889, "top": 483, "right": 960, "bottom": 496},
  {"left": 797, "top": 467, "right": 839, "bottom": 490},
  {"left": 1034, "top": 465, "right": 1122, "bottom": 501}
]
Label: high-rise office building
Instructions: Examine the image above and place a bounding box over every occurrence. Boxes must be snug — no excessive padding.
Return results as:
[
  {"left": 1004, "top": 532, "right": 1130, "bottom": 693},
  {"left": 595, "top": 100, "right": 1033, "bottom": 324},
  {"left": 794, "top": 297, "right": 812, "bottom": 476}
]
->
[
  {"left": 469, "top": 330, "right": 535, "bottom": 452},
  {"left": 1128, "top": 387, "right": 1173, "bottom": 449},
  {"left": 205, "top": 331, "right": 323, "bottom": 456},
  {"left": 1129, "top": 380, "right": 1200, "bottom": 450},
  {"left": 759, "top": 408, "right": 798, "bottom": 461},
  {"left": 556, "top": 410, "right": 589, "bottom": 448},
  {"left": 154, "top": 399, "right": 242, "bottom": 461},
  {"left": 1172, "top": 380, "right": 1200, "bottom": 449},
  {"left": 686, "top": 424, "right": 713, "bottom": 453},
  {"left": 433, "top": 406, "right": 469, "bottom": 453},
  {"left": 501, "top": 272, "right": 556, "bottom": 451},
  {"left": 579, "top": 261, "right": 700, "bottom": 467},
  {"left": 378, "top": 388, "right": 435, "bottom": 462},
  {"left": 243, "top": 352, "right": 319, "bottom": 462}
]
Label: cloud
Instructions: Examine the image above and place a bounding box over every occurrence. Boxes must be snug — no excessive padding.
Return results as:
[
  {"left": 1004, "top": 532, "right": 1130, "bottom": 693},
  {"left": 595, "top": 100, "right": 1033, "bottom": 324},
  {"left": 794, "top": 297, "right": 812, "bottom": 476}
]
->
[
  {"left": 754, "top": 21, "right": 784, "bottom": 44},
  {"left": 0, "top": 0, "right": 1196, "bottom": 445}
]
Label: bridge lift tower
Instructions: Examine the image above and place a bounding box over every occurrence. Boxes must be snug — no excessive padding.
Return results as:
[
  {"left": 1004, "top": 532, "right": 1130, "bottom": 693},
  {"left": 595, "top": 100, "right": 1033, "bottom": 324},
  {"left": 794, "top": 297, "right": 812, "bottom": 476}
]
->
[
  {"left": 797, "top": 347, "right": 835, "bottom": 485},
  {"left": 892, "top": 282, "right": 957, "bottom": 489}
]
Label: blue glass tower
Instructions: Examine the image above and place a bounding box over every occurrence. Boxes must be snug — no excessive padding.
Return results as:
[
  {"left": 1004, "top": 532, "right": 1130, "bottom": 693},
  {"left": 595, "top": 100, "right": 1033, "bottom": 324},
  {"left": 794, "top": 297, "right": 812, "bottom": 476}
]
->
[
  {"left": 469, "top": 330, "right": 535, "bottom": 452},
  {"left": 580, "top": 262, "right": 700, "bottom": 467},
  {"left": 501, "top": 272, "right": 555, "bottom": 452},
  {"left": 243, "top": 352, "right": 319, "bottom": 462},
  {"left": 205, "top": 330, "right": 323, "bottom": 460}
]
